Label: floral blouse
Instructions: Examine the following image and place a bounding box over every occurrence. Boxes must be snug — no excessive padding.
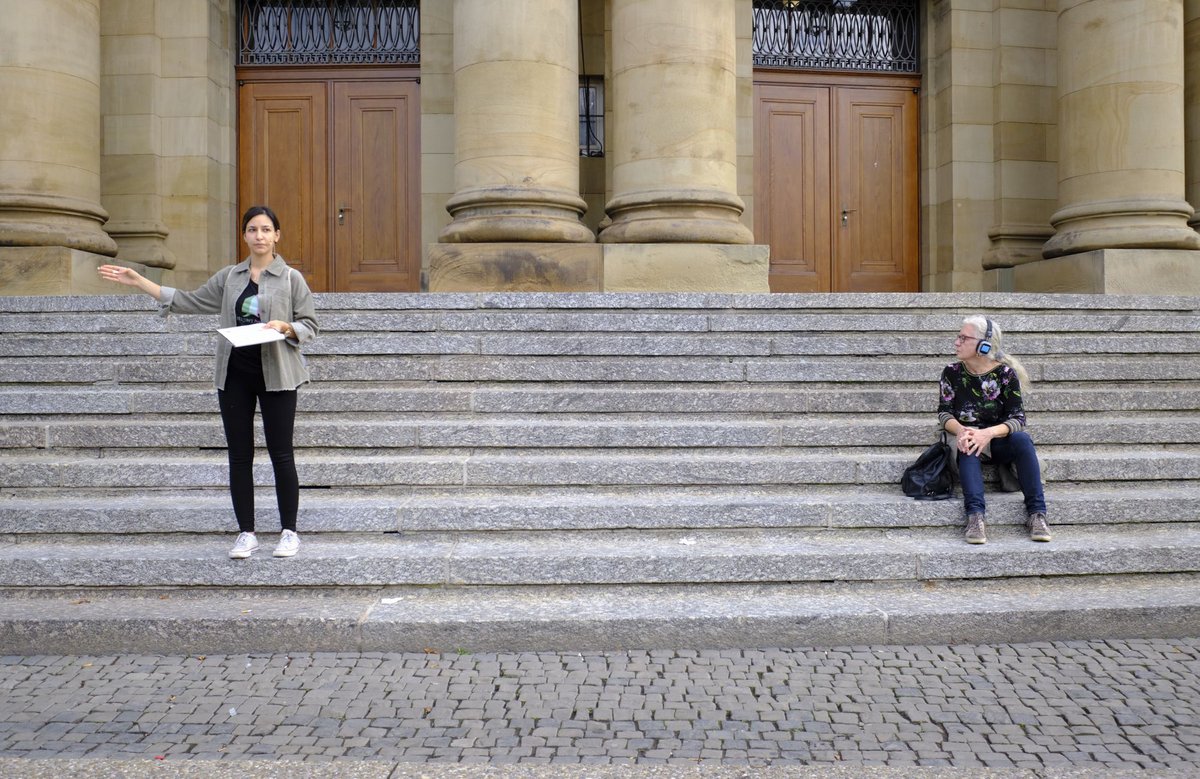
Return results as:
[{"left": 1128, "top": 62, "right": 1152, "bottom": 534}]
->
[{"left": 937, "top": 361, "right": 1026, "bottom": 435}]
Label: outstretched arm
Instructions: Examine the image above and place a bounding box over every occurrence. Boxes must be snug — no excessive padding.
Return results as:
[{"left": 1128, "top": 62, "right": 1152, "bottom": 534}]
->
[{"left": 98, "top": 264, "right": 162, "bottom": 301}]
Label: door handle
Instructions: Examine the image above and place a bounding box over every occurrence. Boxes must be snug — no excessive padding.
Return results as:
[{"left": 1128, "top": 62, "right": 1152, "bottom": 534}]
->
[
  {"left": 841, "top": 208, "right": 856, "bottom": 226},
  {"left": 337, "top": 205, "right": 352, "bottom": 225}
]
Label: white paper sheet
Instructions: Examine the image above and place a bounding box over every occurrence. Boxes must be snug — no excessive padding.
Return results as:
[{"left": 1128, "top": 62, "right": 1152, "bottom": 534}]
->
[{"left": 218, "top": 323, "right": 287, "bottom": 347}]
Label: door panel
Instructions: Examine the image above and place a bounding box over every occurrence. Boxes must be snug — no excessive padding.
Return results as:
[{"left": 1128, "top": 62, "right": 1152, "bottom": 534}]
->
[
  {"left": 237, "top": 82, "right": 329, "bottom": 291},
  {"left": 835, "top": 87, "right": 918, "bottom": 292},
  {"left": 755, "top": 83, "right": 831, "bottom": 293},
  {"left": 332, "top": 81, "right": 420, "bottom": 292},
  {"left": 755, "top": 75, "right": 918, "bottom": 293}
]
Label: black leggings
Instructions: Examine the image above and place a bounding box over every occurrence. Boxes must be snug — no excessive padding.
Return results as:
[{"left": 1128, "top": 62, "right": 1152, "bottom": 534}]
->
[{"left": 217, "top": 364, "right": 299, "bottom": 533}]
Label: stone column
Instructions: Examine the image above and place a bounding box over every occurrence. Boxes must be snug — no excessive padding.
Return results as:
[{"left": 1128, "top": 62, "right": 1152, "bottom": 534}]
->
[
  {"left": 599, "top": 0, "right": 752, "bottom": 244},
  {"left": 1044, "top": 0, "right": 1199, "bottom": 257},
  {"left": 0, "top": 0, "right": 117, "bottom": 256},
  {"left": 1186, "top": 0, "right": 1200, "bottom": 229},
  {"left": 438, "top": 0, "right": 593, "bottom": 243}
]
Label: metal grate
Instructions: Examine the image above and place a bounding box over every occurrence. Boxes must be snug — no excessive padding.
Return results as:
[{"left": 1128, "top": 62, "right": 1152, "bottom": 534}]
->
[
  {"left": 753, "top": 0, "right": 918, "bottom": 73},
  {"left": 238, "top": 0, "right": 419, "bottom": 66}
]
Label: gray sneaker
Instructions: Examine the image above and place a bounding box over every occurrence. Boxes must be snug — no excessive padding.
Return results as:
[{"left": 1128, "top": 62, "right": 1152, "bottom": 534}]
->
[
  {"left": 229, "top": 532, "right": 259, "bottom": 559},
  {"left": 965, "top": 513, "right": 987, "bottom": 544},
  {"left": 1027, "top": 512, "right": 1051, "bottom": 542},
  {"left": 273, "top": 529, "right": 300, "bottom": 558}
]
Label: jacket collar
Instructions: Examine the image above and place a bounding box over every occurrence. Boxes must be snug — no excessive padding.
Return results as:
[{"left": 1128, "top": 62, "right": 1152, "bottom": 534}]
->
[{"left": 233, "top": 254, "right": 288, "bottom": 277}]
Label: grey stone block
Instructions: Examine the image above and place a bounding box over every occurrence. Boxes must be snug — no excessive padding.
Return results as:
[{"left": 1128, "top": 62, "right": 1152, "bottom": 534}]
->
[
  {"left": 478, "top": 334, "right": 774, "bottom": 357},
  {"left": 916, "top": 525, "right": 1200, "bottom": 579},
  {"left": 318, "top": 311, "right": 440, "bottom": 331},
  {"left": 438, "top": 311, "right": 711, "bottom": 333},
  {"left": 0, "top": 455, "right": 465, "bottom": 489},
  {"left": 468, "top": 387, "right": 929, "bottom": 414},
  {"left": 0, "top": 424, "right": 45, "bottom": 449},
  {"left": 0, "top": 359, "right": 119, "bottom": 383},
  {"left": 308, "top": 334, "right": 479, "bottom": 355},
  {"left": 0, "top": 491, "right": 400, "bottom": 533},
  {"left": 0, "top": 391, "right": 132, "bottom": 415},
  {"left": 443, "top": 529, "right": 917, "bottom": 585},
  {"left": 0, "top": 334, "right": 185, "bottom": 358},
  {"left": 302, "top": 388, "right": 473, "bottom": 413},
  {"left": 415, "top": 421, "right": 780, "bottom": 449},
  {"left": 462, "top": 454, "right": 859, "bottom": 487},
  {"left": 0, "top": 536, "right": 453, "bottom": 587},
  {"left": 116, "top": 358, "right": 212, "bottom": 383},
  {"left": 420, "top": 356, "right": 748, "bottom": 383}
]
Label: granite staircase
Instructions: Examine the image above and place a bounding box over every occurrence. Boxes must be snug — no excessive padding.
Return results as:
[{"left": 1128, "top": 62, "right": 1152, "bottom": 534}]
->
[{"left": 1, "top": 292, "right": 1198, "bottom": 653}]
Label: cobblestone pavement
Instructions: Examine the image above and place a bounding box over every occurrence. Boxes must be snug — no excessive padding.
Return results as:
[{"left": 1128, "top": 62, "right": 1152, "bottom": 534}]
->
[{"left": 0, "top": 639, "right": 1198, "bottom": 773}]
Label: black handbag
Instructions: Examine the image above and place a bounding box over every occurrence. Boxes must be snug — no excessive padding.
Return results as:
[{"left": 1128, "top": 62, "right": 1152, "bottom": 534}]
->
[{"left": 901, "top": 440, "right": 955, "bottom": 500}]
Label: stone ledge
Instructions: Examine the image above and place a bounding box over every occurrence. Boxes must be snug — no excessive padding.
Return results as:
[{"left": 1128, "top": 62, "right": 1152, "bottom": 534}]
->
[
  {"left": 1011, "top": 249, "right": 1200, "bottom": 295},
  {"left": 0, "top": 247, "right": 159, "bottom": 296},
  {"left": 0, "top": 574, "right": 1196, "bottom": 654}
]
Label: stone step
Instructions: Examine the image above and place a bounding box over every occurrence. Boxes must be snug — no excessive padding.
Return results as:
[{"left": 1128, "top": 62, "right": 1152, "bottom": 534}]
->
[
  {"left": 8, "top": 331, "right": 1200, "bottom": 360},
  {"left": 0, "top": 524, "right": 1197, "bottom": 589},
  {"left": 3, "top": 449, "right": 1199, "bottom": 489},
  {"left": 0, "top": 483, "right": 1193, "bottom": 534},
  {"left": 4, "top": 302, "right": 1198, "bottom": 332},
  {"left": 5, "top": 413, "right": 1200, "bottom": 450},
  {"left": 7, "top": 353, "right": 1200, "bottom": 385},
  {"left": 1, "top": 572, "right": 1196, "bottom": 654},
  {"left": 3, "top": 384, "right": 1198, "bottom": 415},
  {"left": 3, "top": 290, "right": 1195, "bottom": 313}
]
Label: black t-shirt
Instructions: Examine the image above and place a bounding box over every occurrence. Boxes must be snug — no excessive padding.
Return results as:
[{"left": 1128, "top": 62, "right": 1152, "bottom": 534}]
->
[{"left": 228, "top": 279, "right": 264, "bottom": 376}]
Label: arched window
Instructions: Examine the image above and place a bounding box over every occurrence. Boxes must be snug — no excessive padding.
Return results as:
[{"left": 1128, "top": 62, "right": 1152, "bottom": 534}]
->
[
  {"left": 753, "top": 0, "right": 918, "bottom": 73},
  {"left": 238, "top": 0, "right": 419, "bottom": 66}
]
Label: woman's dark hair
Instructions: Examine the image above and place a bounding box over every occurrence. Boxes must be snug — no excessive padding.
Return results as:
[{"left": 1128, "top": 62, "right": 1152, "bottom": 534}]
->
[{"left": 241, "top": 205, "right": 280, "bottom": 232}]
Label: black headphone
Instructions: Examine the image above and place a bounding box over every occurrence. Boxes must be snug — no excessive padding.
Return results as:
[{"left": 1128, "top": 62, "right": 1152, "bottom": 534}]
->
[{"left": 977, "top": 318, "right": 994, "bottom": 356}]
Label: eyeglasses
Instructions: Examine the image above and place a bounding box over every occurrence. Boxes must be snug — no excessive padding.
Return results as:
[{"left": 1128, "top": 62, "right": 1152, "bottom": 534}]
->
[{"left": 954, "top": 334, "right": 981, "bottom": 344}]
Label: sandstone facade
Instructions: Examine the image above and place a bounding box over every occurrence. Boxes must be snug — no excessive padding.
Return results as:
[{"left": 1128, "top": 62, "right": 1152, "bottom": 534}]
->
[{"left": 1, "top": 0, "right": 1198, "bottom": 294}]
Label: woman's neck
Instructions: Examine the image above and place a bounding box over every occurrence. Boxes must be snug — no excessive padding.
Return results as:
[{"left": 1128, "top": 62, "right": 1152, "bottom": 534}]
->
[
  {"left": 249, "top": 252, "right": 274, "bottom": 269},
  {"left": 962, "top": 355, "right": 999, "bottom": 375}
]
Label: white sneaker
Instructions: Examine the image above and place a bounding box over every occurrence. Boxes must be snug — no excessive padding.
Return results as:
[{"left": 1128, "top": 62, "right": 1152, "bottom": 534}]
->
[
  {"left": 229, "top": 532, "right": 258, "bottom": 559},
  {"left": 273, "top": 529, "right": 300, "bottom": 558}
]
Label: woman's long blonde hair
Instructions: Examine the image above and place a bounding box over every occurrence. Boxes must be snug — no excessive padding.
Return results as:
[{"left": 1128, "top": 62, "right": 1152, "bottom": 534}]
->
[{"left": 963, "top": 315, "right": 1031, "bottom": 394}]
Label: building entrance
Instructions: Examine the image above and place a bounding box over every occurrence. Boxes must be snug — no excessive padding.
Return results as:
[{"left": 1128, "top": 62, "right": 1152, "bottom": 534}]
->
[
  {"left": 238, "top": 74, "right": 420, "bottom": 292},
  {"left": 236, "top": 0, "right": 420, "bottom": 292},
  {"left": 754, "top": 72, "right": 918, "bottom": 292},
  {"left": 752, "top": 0, "right": 920, "bottom": 292}
]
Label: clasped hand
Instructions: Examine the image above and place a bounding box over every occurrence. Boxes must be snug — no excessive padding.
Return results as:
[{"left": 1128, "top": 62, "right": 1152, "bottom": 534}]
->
[{"left": 957, "top": 427, "right": 993, "bottom": 455}]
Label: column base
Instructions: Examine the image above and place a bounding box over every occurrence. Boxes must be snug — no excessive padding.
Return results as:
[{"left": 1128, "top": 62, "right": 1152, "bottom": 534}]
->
[
  {"left": 983, "top": 225, "right": 1055, "bottom": 270},
  {"left": 603, "top": 244, "right": 768, "bottom": 292},
  {"left": 427, "top": 243, "right": 770, "bottom": 292},
  {"left": 1043, "top": 199, "right": 1200, "bottom": 258},
  {"left": 428, "top": 244, "right": 603, "bottom": 292},
  {"left": 1009, "top": 249, "right": 1200, "bottom": 294},
  {"left": 0, "top": 247, "right": 160, "bottom": 296}
]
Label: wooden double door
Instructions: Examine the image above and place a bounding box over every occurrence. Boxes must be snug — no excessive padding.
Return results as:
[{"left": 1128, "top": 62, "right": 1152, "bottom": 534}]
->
[
  {"left": 755, "top": 73, "right": 919, "bottom": 292},
  {"left": 238, "top": 71, "right": 420, "bottom": 292}
]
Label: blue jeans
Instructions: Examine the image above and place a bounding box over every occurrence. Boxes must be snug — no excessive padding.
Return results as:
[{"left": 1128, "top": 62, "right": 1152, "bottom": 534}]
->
[{"left": 957, "top": 431, "right": 1046, "bottom": 516}]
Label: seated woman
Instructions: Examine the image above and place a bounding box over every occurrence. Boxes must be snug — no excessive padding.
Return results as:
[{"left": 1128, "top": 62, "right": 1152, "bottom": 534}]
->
[{"left": 938, "top": 316, "right": 1050, "bottom": 544}]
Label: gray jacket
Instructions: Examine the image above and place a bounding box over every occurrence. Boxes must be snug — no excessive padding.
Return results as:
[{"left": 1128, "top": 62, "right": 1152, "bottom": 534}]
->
[{"left": 157, "top": 255, "right": 318, "bottom": 391}]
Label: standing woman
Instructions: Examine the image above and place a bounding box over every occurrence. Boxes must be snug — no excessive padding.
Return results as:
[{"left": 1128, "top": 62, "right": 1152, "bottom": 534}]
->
[
  {"left": 98, "top": 206, "right": 318, "bottom": 559},
  {"left": 938, "top": 315, "right": 1050, "bottom": 545}
]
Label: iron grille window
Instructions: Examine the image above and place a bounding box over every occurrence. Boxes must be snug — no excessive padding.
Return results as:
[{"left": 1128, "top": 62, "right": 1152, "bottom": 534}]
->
[
  {"left": 753, "top": 0, "right": 918, "bottom": 73},
  {"left": 239, "top": 0, "right": 419, "bottom": 66},
  {"left": 580, "top": 77, "right": 604, "bottom": 157}
]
